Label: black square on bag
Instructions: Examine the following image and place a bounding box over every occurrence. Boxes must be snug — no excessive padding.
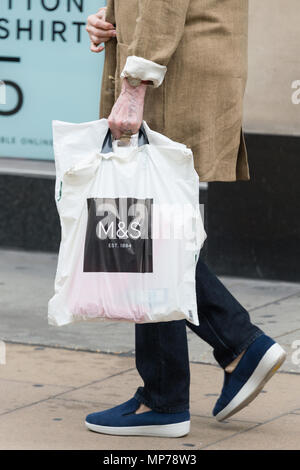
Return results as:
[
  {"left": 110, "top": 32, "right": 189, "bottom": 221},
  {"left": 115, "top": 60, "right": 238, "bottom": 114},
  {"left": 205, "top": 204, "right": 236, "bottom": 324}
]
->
[{"left": 83, "top": 197, "right": 153, "bottom": 273}]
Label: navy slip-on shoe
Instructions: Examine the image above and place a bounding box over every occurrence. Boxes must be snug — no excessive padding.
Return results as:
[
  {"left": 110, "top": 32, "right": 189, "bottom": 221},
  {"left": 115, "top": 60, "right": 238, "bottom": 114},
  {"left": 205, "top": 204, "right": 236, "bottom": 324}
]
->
[
  {"left": 85, "top": 397, "right": 190, "bottom": 437},
  {"left": 213, "top": 334, "right": 286, "bottom": 422}
]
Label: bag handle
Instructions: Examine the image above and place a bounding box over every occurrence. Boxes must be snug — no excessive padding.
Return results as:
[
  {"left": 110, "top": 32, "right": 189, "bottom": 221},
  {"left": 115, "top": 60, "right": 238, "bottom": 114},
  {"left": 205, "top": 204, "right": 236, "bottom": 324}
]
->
[{"left": 101, "top": 123, "right": 149, "bottom": 154}]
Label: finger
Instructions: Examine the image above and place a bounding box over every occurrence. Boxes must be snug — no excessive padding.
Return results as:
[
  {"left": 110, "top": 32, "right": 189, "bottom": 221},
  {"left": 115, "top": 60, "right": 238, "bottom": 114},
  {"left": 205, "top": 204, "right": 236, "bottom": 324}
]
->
[
  {"left": 95, "top": 7, "right": 114, "bottom": 27},
  {"left": 92, "top": 16, "right": 115, "bottom": 30},
  {"left": 111, "top": 127, "right": 122, "bottom": 140},
  {"left": 95, "top": 7, "right": 106, "bottom": 18},
  {"left": 87, "top": 33, "right": 111, "bottom": 44},
  {"left": 113, "top": 124, "right": 136, "bottom": 140},
  {"left": 90, "top": 42, "right": 104, "bottom": 53},
  {"left": 119, "top": 121, "right": 132, "bottom": 135},
  {"left": 122, "top": 117, "right": 141, "bottom": 135},
  {"left": 90, "top": 34, "right": 111, "bottom": 44},
  {"left": 86, "top": 25, "right": 116, "bottom": 39},
  {"left": 96, "top": 19, "right": 115, "bottom": 30},
  {"left": 87, "top": 14, "right": 114, "bottom": 30},
  {"left": 108, "top": 118, "right": 122, "bottom": 140},
  {"left": 121, "top": 126, "right": 138, "bottom": 136},
  {"left": 86, "top": 18, "right": 113, "bottom": 31}
]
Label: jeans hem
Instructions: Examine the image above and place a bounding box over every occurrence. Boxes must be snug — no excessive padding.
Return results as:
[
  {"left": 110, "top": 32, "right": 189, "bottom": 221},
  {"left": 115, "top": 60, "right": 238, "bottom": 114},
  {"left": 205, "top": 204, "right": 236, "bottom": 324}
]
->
[
  {"left": 134, "top": 388, "right": 190, "bottom": 414},
  {"left": 216, "top": 329, "right": 264, "bottom": 369}
]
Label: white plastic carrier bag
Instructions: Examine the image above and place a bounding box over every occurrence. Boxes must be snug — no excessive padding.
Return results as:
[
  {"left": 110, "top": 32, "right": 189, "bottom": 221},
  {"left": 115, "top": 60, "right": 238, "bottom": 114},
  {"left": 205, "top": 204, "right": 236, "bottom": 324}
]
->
[{"left": 48, "top": 119, "right": 206, "bottom": 327}]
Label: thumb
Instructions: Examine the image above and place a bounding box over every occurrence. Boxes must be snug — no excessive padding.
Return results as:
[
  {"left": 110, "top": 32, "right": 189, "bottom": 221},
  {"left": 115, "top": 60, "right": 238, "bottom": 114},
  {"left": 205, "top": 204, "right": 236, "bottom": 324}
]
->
[{"left": 96, "top": 7, "right": 106, "bottom": 20}]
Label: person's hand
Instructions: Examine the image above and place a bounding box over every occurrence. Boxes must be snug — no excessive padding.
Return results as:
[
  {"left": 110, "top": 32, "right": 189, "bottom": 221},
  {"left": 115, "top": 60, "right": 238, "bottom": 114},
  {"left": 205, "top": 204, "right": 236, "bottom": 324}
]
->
[
  {"left": 108, "top": 78, "right": 148, "bottom": 140},
  {"left": 86, "top": 7, "right": 116, "bottom": 53}
]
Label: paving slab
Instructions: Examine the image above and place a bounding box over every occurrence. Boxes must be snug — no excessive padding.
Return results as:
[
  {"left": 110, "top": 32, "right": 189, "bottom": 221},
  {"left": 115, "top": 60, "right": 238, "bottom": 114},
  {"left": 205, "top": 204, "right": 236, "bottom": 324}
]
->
[
  {"left": 206, "top": 413, "right": 300, "bottom": 450},
  {"left": 0, "top": 398, "right": 255, "bottom": 451},
  {"left": 0, "top": 380, "right": 71, "bottom": 415},
  {"left": 0, "top": 343, "right": 299, "bottom": 450},
  {"left": 0, "top": 342, "right": 135, "bottom": 388},
  {"left": 1, "top": 249, "right": 300, "bottom": 374},
  {"left": 188, "top": 288, "right": 300, "bottom": 372},
  {"left": 217, "top": 277, "right": 300, "bottom": 312}
]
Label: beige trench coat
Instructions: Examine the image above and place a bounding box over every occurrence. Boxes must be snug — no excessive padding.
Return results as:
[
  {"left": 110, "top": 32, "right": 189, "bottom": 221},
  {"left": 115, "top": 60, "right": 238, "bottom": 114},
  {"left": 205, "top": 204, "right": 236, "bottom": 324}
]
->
[{"left": 99, "top": 0, "right": 250, "bottom": 182}]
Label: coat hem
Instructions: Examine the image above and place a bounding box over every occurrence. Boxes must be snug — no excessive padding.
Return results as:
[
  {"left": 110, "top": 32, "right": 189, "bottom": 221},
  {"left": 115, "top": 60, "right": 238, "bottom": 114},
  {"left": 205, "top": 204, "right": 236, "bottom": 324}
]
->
[{"left": 195, "top": 172, "right": 250, "bottom": 183}]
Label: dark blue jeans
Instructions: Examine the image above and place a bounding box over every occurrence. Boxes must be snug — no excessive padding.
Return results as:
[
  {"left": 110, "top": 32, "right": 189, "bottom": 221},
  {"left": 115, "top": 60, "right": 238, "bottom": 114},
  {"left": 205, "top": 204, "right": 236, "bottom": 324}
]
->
[{"left": 134, "top": 259, "right": 264, "bottom": 413}]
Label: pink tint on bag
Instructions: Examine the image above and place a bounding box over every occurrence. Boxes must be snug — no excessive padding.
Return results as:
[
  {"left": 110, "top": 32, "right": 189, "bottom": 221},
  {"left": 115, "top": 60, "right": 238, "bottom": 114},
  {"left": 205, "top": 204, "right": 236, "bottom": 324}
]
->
[{"left": 66, "top": 245, "right": 149, "bottom": 323}]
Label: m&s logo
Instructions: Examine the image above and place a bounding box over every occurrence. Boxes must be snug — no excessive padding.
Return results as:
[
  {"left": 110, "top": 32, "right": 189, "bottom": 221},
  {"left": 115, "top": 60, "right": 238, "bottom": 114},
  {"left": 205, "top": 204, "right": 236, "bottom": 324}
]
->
[
  {"left": 84, "top": 197, "right": 153, "bottom": 273},
  {"left": 95, "top": 200, "right": 149, "bottom": 241},
  {"left": 98, "top": 219, "right": 142, "bottom": 240}
]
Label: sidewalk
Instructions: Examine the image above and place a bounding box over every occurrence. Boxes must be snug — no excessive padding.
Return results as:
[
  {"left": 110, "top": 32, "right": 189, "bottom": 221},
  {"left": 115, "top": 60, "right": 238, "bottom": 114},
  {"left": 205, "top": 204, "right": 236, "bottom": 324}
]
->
[
  {"left": 0, "top": 343, "right": 299, "bottom": 450},
  {"left": 0, "top": 249, "right": 300, "bottom": 449}
]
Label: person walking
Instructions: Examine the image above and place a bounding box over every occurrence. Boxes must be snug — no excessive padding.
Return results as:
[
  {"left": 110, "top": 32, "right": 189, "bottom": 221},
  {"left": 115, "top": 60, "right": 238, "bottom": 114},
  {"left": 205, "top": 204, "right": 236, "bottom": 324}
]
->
[{"left": 84, "top": 1, "right": 286, "bottom": 437}]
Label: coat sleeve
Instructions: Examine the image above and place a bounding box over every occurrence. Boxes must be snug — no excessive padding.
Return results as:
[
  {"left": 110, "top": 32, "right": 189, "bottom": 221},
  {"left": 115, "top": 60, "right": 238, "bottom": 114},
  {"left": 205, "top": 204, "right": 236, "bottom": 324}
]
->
[{"left": 120, "top": 0, "right": 190, "bottom": 88}]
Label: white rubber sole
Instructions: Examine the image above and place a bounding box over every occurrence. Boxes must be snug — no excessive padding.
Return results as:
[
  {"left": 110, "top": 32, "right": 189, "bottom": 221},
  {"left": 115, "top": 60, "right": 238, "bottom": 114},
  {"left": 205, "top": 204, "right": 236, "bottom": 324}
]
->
[
  {"left": 215, "top": 343, "right": 286, "bottom": 422},
  {"left": 85, "top": 419, "right": 190, "bottom": 438}
]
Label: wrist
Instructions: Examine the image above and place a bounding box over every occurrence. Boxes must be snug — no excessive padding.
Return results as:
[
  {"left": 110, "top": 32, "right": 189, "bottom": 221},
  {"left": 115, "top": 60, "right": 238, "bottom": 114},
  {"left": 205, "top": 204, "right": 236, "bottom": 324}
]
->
[
  {"left": 124, "top": 77, "right": 152, "bottom": 88},
  {"left": 123, "top": 77, "right": 148, "bottom": 97}
]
